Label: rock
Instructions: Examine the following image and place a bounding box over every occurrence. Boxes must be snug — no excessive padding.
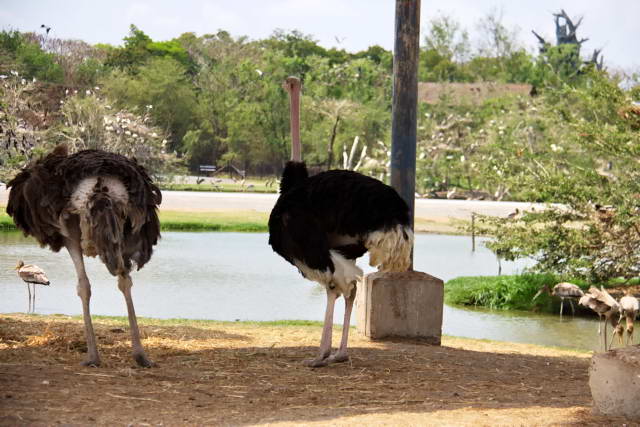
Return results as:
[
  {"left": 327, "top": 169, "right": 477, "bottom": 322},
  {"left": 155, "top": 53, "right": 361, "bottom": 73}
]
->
[
  {"left": 356, "top": 270, "right": 443, "bottom": 343},
  {"left": 589, "top": 346, "right": 640, "bottom": 418}
]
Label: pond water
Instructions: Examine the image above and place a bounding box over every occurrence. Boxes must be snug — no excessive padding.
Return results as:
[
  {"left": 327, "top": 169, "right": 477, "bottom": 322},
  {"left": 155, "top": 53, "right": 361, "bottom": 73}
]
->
[{"left": 0, "top": 232, "right": 606, "bottom": 351}]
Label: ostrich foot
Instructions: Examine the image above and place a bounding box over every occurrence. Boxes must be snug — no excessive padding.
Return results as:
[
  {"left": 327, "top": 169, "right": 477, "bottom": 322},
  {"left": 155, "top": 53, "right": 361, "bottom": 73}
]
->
[
  {"left": 303, "top": 357, "right": 330, "bottom": 368},
  {"left": 133, "top": 352, "right": 155, "bottom": 368},
  {"left": 326, "top": 352, "right": 349, "bottom": 364},
  {"left": 81, "top": 357, "right": 101, "bottom": 367}
]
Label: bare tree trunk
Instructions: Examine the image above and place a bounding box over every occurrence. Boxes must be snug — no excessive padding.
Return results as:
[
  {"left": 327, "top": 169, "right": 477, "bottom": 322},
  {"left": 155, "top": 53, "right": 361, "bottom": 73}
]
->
[{"left": 326, "top": 115, "right": 340, "bottom": 170}]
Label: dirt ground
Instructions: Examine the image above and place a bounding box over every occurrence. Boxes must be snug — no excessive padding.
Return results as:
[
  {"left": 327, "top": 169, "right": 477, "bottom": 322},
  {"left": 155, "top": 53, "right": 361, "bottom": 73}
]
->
[{"left": 0, "top": 314, "right": 634, "bottom": 426}]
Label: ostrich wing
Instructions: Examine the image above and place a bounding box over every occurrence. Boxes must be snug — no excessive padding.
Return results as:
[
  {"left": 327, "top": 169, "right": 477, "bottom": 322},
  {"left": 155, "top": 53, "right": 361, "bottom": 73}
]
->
[{"left": 269, "top": 203, "right": 332, "bottom": 273}]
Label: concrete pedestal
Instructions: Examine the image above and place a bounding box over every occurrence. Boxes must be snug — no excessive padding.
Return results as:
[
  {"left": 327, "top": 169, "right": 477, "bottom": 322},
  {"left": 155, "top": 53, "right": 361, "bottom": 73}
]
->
[
  {"left": 356, "top": 271, "right": 443, "bottom": 344},
  {"left": 589, "top": 346, "right": 640, "bottom": 418}
]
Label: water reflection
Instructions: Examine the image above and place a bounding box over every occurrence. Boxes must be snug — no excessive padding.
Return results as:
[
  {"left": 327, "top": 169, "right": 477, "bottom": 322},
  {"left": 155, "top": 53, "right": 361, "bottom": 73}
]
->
[{"left": 0, "top": 231, "right": 604, "bottom": 350}]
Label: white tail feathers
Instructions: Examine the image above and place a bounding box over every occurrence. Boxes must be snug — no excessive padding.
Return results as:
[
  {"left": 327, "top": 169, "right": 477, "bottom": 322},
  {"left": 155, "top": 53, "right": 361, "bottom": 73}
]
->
[{"left": 366, "top": 225, "right": 413, "bottom": 272}]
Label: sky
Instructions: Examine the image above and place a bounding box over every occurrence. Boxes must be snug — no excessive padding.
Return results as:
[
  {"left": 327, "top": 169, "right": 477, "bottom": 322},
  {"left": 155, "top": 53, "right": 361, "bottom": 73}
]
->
[{"left": 1, "top": 0, "right": 638, "bottom": 72}]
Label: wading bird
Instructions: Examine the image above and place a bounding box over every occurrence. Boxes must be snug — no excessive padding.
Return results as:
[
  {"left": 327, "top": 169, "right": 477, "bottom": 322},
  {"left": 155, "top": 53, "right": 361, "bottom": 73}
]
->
[
  {"left": 268, "top": 77, "right": 413, "bottom": 368},
  {"left": 7, "top": 144, "right": 161, "bottom": 367},
  {"left": 612, "top": 289, "right": 639, "bottom": 347},
  {"left": 579, "top": 286, "right": 619, "bottom": 351},
  {"left": 15, "top": 260, "right": 50, "bottom": 313},
  {"left": 533, "top": 282, "right": 584, "bottom": 317}
]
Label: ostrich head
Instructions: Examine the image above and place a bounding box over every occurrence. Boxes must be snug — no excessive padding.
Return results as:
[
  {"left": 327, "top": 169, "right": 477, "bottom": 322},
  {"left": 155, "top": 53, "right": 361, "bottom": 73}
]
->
[
  {"left": 14, "top": 260, "right": 24, "bottom": 270},
  {"left": 283, "top": 76, "right": 302, "bottom": 162}
]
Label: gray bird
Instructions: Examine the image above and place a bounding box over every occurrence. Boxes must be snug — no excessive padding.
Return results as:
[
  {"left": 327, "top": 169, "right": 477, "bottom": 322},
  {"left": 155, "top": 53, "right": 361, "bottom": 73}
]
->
[
  {"left": 579, "top": 286, "right": 620, "bottom": 351},
  {"left": 15, "top": 260, "right": 50, "bottom": 313},
  {"left": 533, "top": 282, "right": 584, "bottom": 317},
  {"left": 612, "top": 290, "right": 639, "bottom": 347}
]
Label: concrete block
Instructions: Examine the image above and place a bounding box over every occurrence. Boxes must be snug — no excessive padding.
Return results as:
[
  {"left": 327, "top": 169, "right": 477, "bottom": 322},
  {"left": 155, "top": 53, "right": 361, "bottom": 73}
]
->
[
  {"left": 589, "top": 346, "right": 640, "bottom": 418},
  {"left": 356, "top": 270, "right": 443, "bottom": 344}
]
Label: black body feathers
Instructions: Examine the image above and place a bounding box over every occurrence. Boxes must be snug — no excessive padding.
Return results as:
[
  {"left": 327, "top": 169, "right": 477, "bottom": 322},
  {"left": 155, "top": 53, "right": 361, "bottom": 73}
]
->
[
  {"left": 268, "top": 161, "right": 410, "bottom": 274},
  {"left": 279, "top": 161, "right": 309, "bottom": 194}
]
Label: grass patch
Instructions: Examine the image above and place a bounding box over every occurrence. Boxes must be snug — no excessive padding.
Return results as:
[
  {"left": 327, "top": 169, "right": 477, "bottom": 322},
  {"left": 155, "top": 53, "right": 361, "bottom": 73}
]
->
[
  {"left": 159, "top": 210, "right": 268, "bottom": 232},
  {"left": 0, "top": 207, "right": 15, "bottom": 230},
  {"left": 159, "top": 181, "right": 277, "bottom": 193},
  {"left": 0, "top": 207, "right": 268, "bottom": 233},
  {"left": 30, "top": 313, "right": 326, "bottom": 328},
  {"left": 445, "top": 273, "right": 579, "bottom": 311}
]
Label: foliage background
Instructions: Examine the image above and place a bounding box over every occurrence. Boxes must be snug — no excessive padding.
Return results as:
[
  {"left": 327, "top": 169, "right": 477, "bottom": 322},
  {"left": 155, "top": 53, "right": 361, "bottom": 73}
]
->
[{"left": 1, "top": 12, "right": 639, "bottom": 282}]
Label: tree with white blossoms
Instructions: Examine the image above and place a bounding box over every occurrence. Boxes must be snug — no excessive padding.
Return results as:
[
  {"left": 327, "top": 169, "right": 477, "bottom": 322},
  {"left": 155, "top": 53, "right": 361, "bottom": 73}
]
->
[
  {"left": 57, "top": 90, "right": 173, "bottom": 174},
  {"left": 0, "top": 70, "right": 50, "bottom": 182},
  {"left": 0, "top": 70, "right": 175, "bottom": 182}
]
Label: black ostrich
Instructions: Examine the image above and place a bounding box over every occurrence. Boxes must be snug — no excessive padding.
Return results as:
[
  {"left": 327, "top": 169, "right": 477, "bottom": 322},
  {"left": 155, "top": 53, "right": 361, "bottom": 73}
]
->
[
  {"left": 7, "top": 144, "right": 161, "bottom": 367},
  {"left": 269, "top": 77, "right": 413, "bottom": 367}
]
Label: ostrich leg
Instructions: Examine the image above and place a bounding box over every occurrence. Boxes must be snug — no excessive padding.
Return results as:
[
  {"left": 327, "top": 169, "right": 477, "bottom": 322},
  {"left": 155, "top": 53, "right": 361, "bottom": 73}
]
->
[
  {"left": 117, "top": 274, "right": 154, "bottom": 367},
  {"left": 559, "top": 297, "right": 564, "bottom": 318},
  {"left": 327, "top": 287, "right": 356, "bottom": 364},
  {"left": 32, "top": 284, "right": 36, "bottom": 313},
  {"left": 304, "top": 288, "right": 338, "bottom": 367},
  {"left": 65, "top": 237, "right": 101, "bottom": 366}
]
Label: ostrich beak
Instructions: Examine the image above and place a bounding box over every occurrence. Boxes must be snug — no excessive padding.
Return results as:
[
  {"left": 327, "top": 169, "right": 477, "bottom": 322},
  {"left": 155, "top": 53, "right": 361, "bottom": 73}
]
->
[{"left": 532, "top": 289, "right": 543, "bottom": 300}]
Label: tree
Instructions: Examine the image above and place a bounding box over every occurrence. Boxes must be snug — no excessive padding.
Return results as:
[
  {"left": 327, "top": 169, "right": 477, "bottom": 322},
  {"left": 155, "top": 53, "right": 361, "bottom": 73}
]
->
[
  {"left": 56, "top": 91, "right": 173, "bottom": 174},
  {"left": 105, "top": 25, "right": 195, "bottom": 74},
  {"left": 0, "top": 31, "right": 63, "bottom": 83},
  {"left": 531, "top": 9, "right": 604, "bottom": 85},
  {"left": 101, "top": 56, "right": 197, "bottom": 152},
  {"left": 420, "top": 15, "right": 472, "bottom": 82},
  {"left": 474, "top": 70, "right": 640, "bottom": 282}
]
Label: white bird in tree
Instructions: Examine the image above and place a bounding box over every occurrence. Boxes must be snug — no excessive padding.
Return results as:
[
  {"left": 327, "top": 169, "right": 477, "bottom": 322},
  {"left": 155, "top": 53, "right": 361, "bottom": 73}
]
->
[
  {"left": 14, "top": 260, "right": 50, "bottom": 313},
  {"left": 579, "top": 286, "right": 620, "bottom": 351},
  {"left": 268, "top": 77, "right": 413, "bottom": 368},
  {"left": 7, "top": 144, "right": 161, "bottom": 367},
  {"left": 612, "top": 289, "right": 639, "bottom": 347},
  {"left": 533, "top": 282, "right": 584, "bottom": 318}
]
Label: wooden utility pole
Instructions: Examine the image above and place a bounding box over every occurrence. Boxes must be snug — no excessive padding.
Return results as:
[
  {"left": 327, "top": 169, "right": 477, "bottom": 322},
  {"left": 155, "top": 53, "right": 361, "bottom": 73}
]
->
[
  {"left": 357, "top": 0, "right": 443, "bottom": 345},
  {"left": 391, "top": 0, "right": 420, "bottom": 238}
]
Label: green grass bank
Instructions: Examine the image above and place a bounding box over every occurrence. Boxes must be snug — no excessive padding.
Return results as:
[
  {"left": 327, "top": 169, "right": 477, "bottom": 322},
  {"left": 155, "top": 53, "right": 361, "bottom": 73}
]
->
[
  {"left": 444, "top": 273, "right": 636, "bottom": 314},
  {"left": 0, "top": 207, "right": 268, "bottom": 232}
]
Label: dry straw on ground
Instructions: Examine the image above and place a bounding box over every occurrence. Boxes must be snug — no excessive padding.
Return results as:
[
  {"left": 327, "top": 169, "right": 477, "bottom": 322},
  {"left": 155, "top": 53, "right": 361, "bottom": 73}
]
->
[{"left": 0, "top": 314, "right": 632, "bottom": 425}]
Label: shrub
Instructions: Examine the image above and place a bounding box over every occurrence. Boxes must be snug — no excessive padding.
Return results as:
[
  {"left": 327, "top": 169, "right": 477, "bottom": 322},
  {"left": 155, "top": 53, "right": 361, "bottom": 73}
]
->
[{"left": 444, "top": 273, "right": 585, "bottom": 311}]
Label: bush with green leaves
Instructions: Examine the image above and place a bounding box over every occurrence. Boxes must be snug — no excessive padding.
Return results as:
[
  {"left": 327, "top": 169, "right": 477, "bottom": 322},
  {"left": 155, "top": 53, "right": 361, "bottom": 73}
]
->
[
  {"left": 445, "top": 273, "right": 580, "bottom": 311},
  {"left": 472, "top": 71, "right": 640, "bottom": 282}
]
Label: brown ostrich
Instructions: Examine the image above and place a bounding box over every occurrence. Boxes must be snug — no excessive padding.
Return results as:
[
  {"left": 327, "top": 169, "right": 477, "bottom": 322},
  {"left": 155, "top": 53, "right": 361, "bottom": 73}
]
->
[{"left": 7, "top": 144, "right": 161, "bottom": 367}]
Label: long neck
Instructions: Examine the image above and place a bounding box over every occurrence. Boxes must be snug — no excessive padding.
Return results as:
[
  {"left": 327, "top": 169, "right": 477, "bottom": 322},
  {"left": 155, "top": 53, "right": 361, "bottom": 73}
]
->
[{"left": 288, "top": 79, "right": 301, "bottom": 162}]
